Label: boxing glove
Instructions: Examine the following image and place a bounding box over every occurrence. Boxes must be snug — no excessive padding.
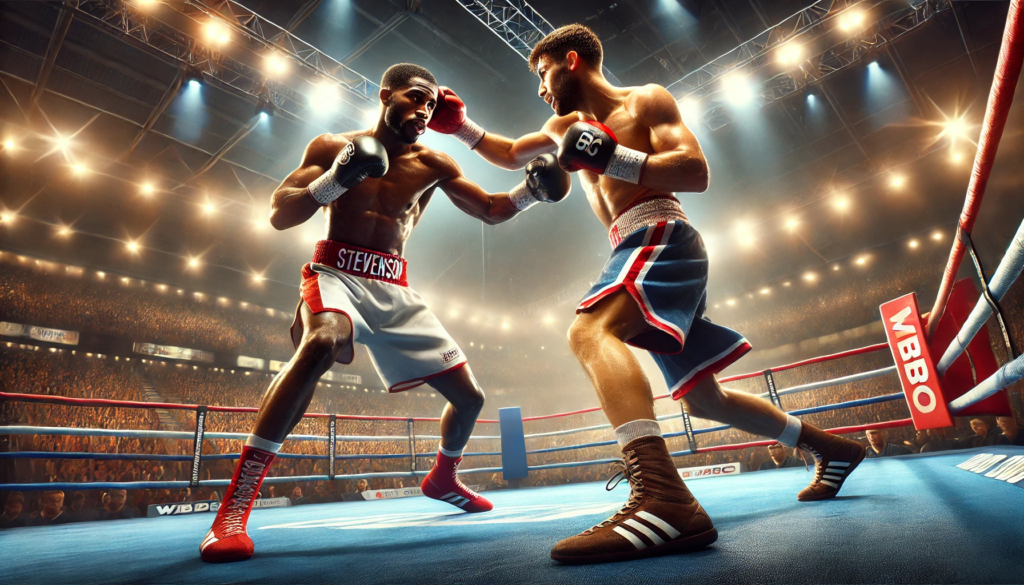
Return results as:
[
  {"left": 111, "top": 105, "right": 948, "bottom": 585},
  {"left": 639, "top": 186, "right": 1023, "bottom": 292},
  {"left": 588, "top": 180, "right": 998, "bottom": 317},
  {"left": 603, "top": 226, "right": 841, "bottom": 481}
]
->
[
  {"left": 428, "top": 87, "right": 485, "bottom": 149},
  {"left": 307, "top": 136, "right": 389, "bottom": 206},
  {"left": 508, "top": 154, "right": 571, "bottom": 211},
  {"left": 557, "top": 121, "right": 647, "bottom": 184}
]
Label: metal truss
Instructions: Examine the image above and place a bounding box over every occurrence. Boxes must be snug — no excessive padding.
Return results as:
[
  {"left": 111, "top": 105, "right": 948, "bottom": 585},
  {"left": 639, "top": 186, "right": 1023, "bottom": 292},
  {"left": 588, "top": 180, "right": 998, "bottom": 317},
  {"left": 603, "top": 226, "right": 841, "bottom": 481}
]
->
[
  {"left": 455, "top": 0, "right": 621, "bottom": 84},
  {"left": 66, "top": 0, "right": 377, "bottom": 130},
  {"left": 696, "top": 0, "right": 951, "bottom": 131}
]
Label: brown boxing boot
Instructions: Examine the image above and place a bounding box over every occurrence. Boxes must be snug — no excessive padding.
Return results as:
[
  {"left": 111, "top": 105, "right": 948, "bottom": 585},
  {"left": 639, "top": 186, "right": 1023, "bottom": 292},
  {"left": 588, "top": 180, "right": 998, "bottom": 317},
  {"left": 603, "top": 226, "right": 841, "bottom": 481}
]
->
[
  {"left": 795, "top": 424, "right": 866, "bottom": 501},
  {"left": 550, "top": 436, "right": 717, "bottom": 564}
]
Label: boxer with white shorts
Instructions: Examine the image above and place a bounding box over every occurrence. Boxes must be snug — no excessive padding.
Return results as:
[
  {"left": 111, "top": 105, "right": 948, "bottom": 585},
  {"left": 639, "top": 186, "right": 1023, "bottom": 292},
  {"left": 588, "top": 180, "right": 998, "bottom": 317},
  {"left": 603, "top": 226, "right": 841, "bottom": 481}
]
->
[{"left": 200, "top": 63, "right": 570, "bottom": 564}]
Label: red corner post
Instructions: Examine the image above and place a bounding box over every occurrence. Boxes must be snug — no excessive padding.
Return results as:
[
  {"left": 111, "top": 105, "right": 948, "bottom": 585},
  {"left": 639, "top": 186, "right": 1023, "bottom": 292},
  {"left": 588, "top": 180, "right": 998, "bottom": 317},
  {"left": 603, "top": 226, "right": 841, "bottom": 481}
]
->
[{"left": 880, "top": 293, "right": 953, "bottom": 430}]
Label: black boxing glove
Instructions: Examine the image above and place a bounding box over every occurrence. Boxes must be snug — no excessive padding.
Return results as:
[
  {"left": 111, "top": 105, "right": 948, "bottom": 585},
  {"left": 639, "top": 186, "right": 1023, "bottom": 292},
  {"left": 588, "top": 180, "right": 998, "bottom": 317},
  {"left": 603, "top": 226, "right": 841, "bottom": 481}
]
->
[
  {"left": 508, "top": 153, "right": 571, "bottom": 211},
  {"left": 557, "top": 120, "right": 648, "bottom": 184},
  {"left": 306, "top": 136, "right": 389, "bottom": 206}
]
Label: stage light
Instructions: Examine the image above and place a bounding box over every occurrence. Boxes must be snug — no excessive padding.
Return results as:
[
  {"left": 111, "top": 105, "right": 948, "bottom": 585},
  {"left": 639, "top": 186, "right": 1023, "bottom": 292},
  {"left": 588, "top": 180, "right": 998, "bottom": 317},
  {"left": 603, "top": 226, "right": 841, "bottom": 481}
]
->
[
  {"left": 97, "top": 271, "right": 105, "bottom": 279},
  {"left": 264, "top": 53, "right": 289, "bottom": 77},
  {"left": 760, "top": 288, "right": 771, "bottom": 295},
  {"left": 832, "top": 264, "right": 840, "bottom": 271},
  {"left": 252, "top": 216, "right": 266, "bottom": 232},
  {"left": 785, "top": 217, "right": 800, "bottom": 233},
  {"left": 855, "top": 255, "right": 869, "bottom": 266},
  {"left": 501, "top": 321, "right": 511, "bottom": 331},
  {"left": 722, "top": 72, "right": 754, "bottom": 106},
  {"left": 838, "top": 8, "right": 865, "bottom": 31},
  {"left": 807, "top": 93, "right": 816, "bottom": 105},
  {"left": 949, "top": 151, "right": 964, "bottom": 164},
  {"left": 777, "top": 43, "right": 803, "bottom": 66},
  {"left": 678, "top": 97, "right": 700, "bottom": 119},
  {"left": 449, "top": 309, "right": 459, "bottom": 319},
  {"left": 56, "top": 225, "right": 72, "bottom": 237},
  {"left": 204, "top": 20, "right": 230, "bottom": 46},
  {"left": 3, "top": 139, "right": 14, "bottom": 151},
  {"left": 140, "top": 182, "right": 155, "bottom": 196},
  {"left": 932, "top": 230, "right": 943, "bottom": 241},
  {"left": 136, "top": 0, "right": 157, "bottom": 7},
  {"left": 71, "top": 163, "right": 88, "bottom": 176},
  {"left": 251, "top": 271, "right": 265, "bottom": 283},
  {"left": 188, "top": 79, "right": 201, "bottom": 90},
  {"left": 311, "top": 80, "right": 340, "bottom": 110},
  {"left": 942, "top": 116, "right": 970, "bottom": 140},
  {"left": 889, "top": 174, "right": 906, "bottom": 190},
  {"left": 908, "top": 239, "right": 919, "bottom": 249},
  {"left": 255, "top": 97, "right": 275, "bottom": 118},
  {"left": 0, "top": 212, "right": 14, "bottom": 224},
  {"left": 187, "top": 257, "right": 200, "bottom": 269},
  {"left": 126, "top": 240, "right": 140, "bottom": 254},
  {"left": 726, "top": 299, "right": 736, "bottom": 306},
  {"left": 803, "top": 271, "right": 817, "bottom": 282},
  {"left": 542, "top": 314, "right": 554, "bottom": 325},
  {"left": 832, "top": 195, "right": 850, "bottom": 212},
  {"left": 202, "top": 201, "right": 215, "bottom": 215}
]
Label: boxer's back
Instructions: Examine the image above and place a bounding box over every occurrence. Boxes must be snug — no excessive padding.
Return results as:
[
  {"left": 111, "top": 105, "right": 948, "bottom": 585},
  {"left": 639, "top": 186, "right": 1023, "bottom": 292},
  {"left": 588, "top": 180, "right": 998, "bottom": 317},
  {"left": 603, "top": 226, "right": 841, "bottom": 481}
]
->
[
  {"left": 544, "top": 84, "right": 677, "bottom": 227},
  {"left": 314, "top": 131, "right": 448, "bottom": 257}
]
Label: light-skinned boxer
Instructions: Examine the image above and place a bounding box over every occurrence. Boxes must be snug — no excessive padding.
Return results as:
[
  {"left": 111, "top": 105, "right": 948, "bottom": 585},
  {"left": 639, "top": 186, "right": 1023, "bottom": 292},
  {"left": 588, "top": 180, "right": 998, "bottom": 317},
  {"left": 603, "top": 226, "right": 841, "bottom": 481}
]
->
[
  {"left": 200, "top": 63, "right": 571, "bottom": 563},
  {"left": 430, "top": 26, "right": 866, "bottom": 564}
]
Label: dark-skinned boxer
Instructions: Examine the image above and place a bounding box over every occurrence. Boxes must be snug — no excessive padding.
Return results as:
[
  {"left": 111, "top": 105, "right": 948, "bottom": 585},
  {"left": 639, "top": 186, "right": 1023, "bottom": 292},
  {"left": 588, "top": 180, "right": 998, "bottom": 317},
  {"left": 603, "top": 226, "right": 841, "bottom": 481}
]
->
[
  {"left": 200, "top": 63, "right": 570, "bottom": 563},
  {"left": 430, "top": 26, "right": 866, "bottom": 564}
]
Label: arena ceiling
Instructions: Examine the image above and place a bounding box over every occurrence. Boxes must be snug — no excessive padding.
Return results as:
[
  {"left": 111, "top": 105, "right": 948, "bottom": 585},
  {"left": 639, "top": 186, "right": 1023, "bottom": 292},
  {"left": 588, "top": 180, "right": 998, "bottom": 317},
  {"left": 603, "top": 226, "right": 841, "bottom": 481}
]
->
[{"left": 0, "top": 0, "right": 1019, "bottom": 327}]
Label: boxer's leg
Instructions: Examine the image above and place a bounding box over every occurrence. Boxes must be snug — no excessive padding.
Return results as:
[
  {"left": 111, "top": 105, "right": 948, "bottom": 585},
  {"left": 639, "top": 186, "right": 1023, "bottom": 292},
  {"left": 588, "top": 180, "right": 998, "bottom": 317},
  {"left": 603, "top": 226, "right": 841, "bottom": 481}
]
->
[
  {"left": 420, "top": 365, "right": 492, "bottom": 513},
  {"left": 429, "top": 365, "right": 485, "bottom": 453},
  {"left": 201, "top": 302, "right": 352, "bottom": 563},
  {"left": 553, "top": 288, "right": 715, "bottom": 564},
  {"left": 253, "top": 302, "right": 353, "bottom": 442}
]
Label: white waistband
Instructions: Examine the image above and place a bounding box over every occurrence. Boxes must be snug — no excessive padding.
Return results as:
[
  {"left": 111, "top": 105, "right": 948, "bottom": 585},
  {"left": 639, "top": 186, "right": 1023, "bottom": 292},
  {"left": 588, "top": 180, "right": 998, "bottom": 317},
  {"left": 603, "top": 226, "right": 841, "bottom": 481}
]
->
[{"left": 609, "top": 198, "right": 688, "bottom": 248}]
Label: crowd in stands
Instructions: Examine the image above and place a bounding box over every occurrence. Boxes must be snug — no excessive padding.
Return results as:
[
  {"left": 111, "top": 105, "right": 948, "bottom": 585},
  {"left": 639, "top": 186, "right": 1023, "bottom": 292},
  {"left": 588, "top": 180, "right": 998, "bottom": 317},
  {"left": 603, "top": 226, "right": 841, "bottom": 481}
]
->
[{"left": 3, "top": 240, "right": 1024, "bottom": 528}]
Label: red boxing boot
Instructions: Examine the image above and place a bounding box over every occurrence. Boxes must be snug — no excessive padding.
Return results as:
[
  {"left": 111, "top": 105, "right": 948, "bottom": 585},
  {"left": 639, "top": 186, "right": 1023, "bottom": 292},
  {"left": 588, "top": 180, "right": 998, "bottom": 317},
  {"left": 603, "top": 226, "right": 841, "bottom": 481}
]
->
[
  {"left": 200, "top": 445, "right": 276, "bottom": 563},
  {"left": 420, "top": 452, "right": 493, "bottom": 513}
]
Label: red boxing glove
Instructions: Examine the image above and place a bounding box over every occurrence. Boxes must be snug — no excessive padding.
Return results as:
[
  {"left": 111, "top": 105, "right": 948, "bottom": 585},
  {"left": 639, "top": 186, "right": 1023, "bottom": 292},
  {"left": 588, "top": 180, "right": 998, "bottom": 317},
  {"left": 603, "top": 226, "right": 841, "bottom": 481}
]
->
[
  {"left": 428, "top": 87, "right": 467, "bottom": 134},
  {"left": 428, "top": 87, "right": 485, "bottom": 148}
]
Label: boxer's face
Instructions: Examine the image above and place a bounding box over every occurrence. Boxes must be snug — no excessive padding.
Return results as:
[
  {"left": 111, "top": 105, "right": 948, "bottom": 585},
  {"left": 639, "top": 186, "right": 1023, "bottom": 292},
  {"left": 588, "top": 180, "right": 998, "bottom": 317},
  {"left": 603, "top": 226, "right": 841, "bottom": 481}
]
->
[
  {"left": 383, "top": 77, "right": 437, "bottom": 144},
  {"left": 536, "top": 53, "right": 583, "bottom": 116}
]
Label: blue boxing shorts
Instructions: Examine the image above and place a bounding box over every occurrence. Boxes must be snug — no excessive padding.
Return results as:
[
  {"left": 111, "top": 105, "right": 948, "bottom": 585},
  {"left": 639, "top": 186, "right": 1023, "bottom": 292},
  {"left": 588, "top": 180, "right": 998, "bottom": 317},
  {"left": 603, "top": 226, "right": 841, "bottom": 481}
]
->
[{"left": 577, "top": 197, "right": 751, "bottom": 399}]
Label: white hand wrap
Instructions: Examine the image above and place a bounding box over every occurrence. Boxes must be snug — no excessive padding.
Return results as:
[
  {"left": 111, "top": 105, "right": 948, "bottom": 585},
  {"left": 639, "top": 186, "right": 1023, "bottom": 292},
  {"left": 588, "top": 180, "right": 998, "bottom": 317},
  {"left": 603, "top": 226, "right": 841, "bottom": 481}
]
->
[
  {"left": 508, "top": 181, "right": 539, "bottom": 211},
  {"left": 604, "top": 144, "right": 648, "bottom": 184},
  {"left": 453, "top": 118, "right": 485, "bottom": 149},
  {"left": 306, "top": 171, "right": 347, "bottom": 206}
]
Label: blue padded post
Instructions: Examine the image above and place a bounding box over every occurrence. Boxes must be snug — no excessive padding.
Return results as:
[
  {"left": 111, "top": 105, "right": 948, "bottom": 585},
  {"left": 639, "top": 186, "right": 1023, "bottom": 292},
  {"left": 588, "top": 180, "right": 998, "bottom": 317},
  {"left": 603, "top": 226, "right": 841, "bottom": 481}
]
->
[{"left": 499, "top": 407, "right": 528, "bottom": 482}]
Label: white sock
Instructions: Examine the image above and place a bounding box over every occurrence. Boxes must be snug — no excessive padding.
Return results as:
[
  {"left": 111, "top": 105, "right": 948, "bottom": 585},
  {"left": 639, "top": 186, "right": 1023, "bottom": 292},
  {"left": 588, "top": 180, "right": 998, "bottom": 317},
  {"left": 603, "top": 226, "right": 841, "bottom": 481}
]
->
[
  {"left": 614, "top": 419, "right": 662, "bottom": 448},
  {"left": 245, "top": 434, "right": 283, "bottom": 453},
  {"left": 776, "top": 415, "right": 802, "bottom": 447},
  {"left": 438, "top": 444, "right": 463, "bottom": 458}
]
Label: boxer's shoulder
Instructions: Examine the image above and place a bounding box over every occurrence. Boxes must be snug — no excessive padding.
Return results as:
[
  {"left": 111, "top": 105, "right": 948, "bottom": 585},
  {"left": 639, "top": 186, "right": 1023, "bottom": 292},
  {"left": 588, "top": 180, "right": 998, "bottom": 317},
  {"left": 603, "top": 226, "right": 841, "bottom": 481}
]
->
[
  {"left": 623, "top": 84, "right": 679, "bottom": 122},
  {"left": 412, "top": 144, "right": 461, "bottom": 180},
  {"left": 541, "top": 113, "right": 578, "bottom": 139},
  {"left": 304, "top": 132, "right": 359, "bottom": 164}
]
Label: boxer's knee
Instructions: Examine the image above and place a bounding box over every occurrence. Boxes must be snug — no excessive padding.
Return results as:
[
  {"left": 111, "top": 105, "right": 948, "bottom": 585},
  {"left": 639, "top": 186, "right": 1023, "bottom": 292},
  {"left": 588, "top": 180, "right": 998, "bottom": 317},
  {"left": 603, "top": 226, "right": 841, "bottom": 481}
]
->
[
  {"left": 567, "top": 315, "right": 601, "bottom": 359},
  {"left": 299, "top": 323, "right": 351, "bottom": 366},
  {"left": 681, "top": 375, "right": 726, "bottom": 419},
  {"left": 434, "top": 366, "right": 485, "bottom": 414}
]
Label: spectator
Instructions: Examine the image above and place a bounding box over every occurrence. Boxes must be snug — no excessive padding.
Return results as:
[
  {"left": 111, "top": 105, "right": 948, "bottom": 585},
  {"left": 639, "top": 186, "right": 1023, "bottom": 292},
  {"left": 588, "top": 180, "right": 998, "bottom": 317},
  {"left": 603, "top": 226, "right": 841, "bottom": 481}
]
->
[
  {"left": 0, "top": 492, "right": 28, "bottom": 529},
  {"left": 67, "top": 491, "right": 89, "bottom": 518},
  {"left": 94, "top": 489, "right": 138, "bottom": 521},
  {"left": 28, "top": 490, "right": 74, "bottom": 526},
  {"left": 996, "top": 416, "right": 1024, "bottom": 446},
  {"left": 758, "top": 443, "right": 804, "bottom": 470},
  {"left": 355, "top": 479, "right": 369, "bottom": 493},
  {"left": 865, "top": 429, "right": 913, "bottom": 458},
  {"left": 958, "top": 418, "right": 1001, "bottom": 449},
  {"left": 902, "top": 430, "right": 932, "bottom": 454},
  {"left": 291, "top": 487, "right": 310, "bottom": 506},
  {"left": 920, "top": 428, "right": 957, "bottom": 453}
]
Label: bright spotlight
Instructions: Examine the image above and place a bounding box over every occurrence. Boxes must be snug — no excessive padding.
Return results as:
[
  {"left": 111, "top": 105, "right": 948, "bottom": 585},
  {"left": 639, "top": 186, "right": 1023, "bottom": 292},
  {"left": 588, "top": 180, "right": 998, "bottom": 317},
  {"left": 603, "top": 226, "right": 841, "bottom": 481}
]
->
[
  {"left": 908, "top": 239, "right": 919, "bottom": 249},
  {"left": 777, "top": 43, "right": 803, "bottom": 66},
  {"left": 251, "top": 271, "right": 265, "bottom": 283},
  {"left": 949, "top": 151, "right": 964, "bottom": 164},
  {"left": 0, "top": 212, "right": 14, "bottom": 224},
  {"left": 832, "top": 195, "right": 850, "bottom": 212},
  {"left": 57, "top": 225, "right": 72, "bottom": 237},
  {"left": 803, "top": 271, "right": 817, "bottom": 282},
  {"left": 140, "top": 182, "right": 155, "bottom": 196},
  {"left": 889, "top": 174, "right": 906, "bottom": 190},
  {"left": 785, "top": 217, "right": 800, "bottom": 233},
  {"left": 187, "top": 257, "right": 200, "bottom": 269},
  {"left": 136, "top": 0, "right": 157, "bottom": 7},
  {"left": 832, "top": 264, "right": 840, "bottom": 271},
  {"left": 188, "top": 79, "right": 201, "bottom": 90},
  {"left": 760, "top": 288, "right": 771, "bottom": 295},
  {"left": 855, "top": 255, "right": 869, "bottom": 266},
  {"left": 204, "top": 20, "right": 231, "bottom": 46},
  {"left": 838, "top": 9, "right": 866, "bottom": 31},
  {"left": 3, "top": 139, "right": 14, "bottom": 151},
  {"left": 726, "top": 299, "right": 736, "bottom": 306},
  {"left": 264, "top": 53, "right": 289, "bottom": 77},
  {"left": 678, "top": 97, "right": 700, "bottom": 119},
  {"left": 542, "top": 314, "right": 555, "bottom": 325},
  {"left": 252, "top": 217, "right": 266, "bottom": 231},
  {"left": 722, "top": 72, "right": 754, "bottom": 106},
  {"left": 126, "top": 240, "right": 140, "bottom": 254},
  {"left": 931, "top": 230, "right": 943, "bottom": 241},
  {"left": 202, "top": 201, "right": 215, "bottom": 215},
  {"left": 71, "top": 163, "right": 88, "bottom": 176},
  {"left": 942, "top": 116, "right": 970, "bottom": 140}
]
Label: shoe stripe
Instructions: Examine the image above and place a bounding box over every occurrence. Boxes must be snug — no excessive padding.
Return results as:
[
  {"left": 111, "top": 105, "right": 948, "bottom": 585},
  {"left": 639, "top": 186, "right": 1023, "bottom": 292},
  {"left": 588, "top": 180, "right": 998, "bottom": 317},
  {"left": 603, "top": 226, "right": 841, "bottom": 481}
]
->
[
  {"left": 442, "top": 492, "right": 459, "bottom": 500},
  {"left": 613, "top": 526, "right": 648, "bottom": 550},
  {"left": 624, "top": 519, "right": 665, "bottom": 546},
  {"left": 635, "top": 511, "right": 680, "bottom": 539},
  {"left": 820, "top": 479, "right": 839, "bottom": 488},
  {"left": 822, "top": 474, "right": 843, "bottom": 481},
  {"left": 830, "top": 461, "right": 851, "bottom": 467},
  {"left": 201, "top": 533, "right": 218, "bottom": 551}
]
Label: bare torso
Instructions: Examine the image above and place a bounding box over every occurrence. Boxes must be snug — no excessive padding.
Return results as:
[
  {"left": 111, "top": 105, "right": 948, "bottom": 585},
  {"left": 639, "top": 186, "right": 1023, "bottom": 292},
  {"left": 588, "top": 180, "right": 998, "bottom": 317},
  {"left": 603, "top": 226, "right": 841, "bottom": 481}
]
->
[
  {"left": 317, "top": 131, "right": 449, "bottom": 256},
  {"left": 543, "top": 86, "right": 673, "bottom": 227}
]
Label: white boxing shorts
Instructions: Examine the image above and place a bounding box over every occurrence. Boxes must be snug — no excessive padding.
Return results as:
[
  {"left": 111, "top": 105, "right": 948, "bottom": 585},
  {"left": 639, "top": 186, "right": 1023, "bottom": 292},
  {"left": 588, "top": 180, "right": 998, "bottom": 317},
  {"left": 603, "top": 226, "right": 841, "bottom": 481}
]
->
[{"left": 290, "top": 239, "right": 467, "bottom": 392}]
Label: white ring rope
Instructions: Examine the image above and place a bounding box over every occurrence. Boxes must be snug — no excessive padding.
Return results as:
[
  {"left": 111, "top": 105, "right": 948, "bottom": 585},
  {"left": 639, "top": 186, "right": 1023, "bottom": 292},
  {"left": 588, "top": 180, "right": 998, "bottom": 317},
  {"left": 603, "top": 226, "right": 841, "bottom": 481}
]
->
[
  {"left": 949, "top": 352, "right": 1024, "bottom": 411},
  {"left": 937, "top": 219, "right": 1024, "bottom": 374},
  {"left": 0, "top": 426, "right": 499, "bottom": 442},
  {"left": 756, "top": 365, "right": 897, "bottom": 398}
]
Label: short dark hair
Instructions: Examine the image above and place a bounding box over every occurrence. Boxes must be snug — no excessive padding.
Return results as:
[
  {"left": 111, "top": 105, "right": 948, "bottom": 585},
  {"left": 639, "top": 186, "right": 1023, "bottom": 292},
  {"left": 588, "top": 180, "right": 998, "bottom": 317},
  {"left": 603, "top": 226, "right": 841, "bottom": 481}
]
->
[
  {"left": 529, "top": 24, "right": 603, "bottom": 73},
  {"left": 380, "top": 63, "right": 437, "bottom": 90}
]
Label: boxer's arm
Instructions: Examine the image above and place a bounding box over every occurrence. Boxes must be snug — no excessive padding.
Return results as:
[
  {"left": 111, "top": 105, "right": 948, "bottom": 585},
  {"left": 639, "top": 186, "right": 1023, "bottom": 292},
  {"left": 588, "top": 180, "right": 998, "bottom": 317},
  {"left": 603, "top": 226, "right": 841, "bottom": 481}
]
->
[
  {"left": 432, "top": 154, "right": 519, "bottom": 225},
  {"left": 634, "top": 85, "right": 709, "bottom": 193},
  {"left": 269, "top": 134, "right": 344, "bottom": 230},
  {"left": 473, "top": 130, "right": 557, "bottom": 171}
]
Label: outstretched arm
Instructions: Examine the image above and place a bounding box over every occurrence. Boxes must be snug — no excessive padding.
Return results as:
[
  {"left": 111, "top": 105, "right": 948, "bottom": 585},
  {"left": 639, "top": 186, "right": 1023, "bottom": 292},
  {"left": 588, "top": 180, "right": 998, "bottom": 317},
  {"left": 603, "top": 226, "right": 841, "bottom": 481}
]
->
[
  {"left": 269, "top": 134, "right": 347, "bottom": 230},
  {"left": 438, "top": 173, "right": 520, "bottom": 226},
  {"left": 473, "top": 130, "right": 558, "bottom": 171}
]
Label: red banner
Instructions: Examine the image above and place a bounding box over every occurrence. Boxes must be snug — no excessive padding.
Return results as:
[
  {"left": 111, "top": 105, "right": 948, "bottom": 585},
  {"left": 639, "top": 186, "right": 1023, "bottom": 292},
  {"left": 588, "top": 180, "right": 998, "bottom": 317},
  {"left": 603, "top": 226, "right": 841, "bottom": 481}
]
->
[{"left": 879, "top": 293, "right": 953, "bottom": 429}]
